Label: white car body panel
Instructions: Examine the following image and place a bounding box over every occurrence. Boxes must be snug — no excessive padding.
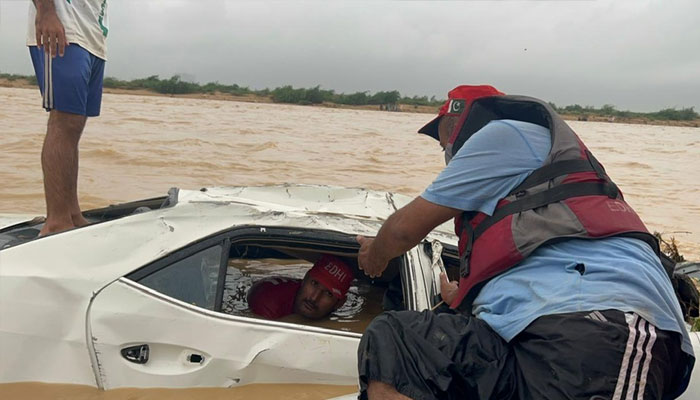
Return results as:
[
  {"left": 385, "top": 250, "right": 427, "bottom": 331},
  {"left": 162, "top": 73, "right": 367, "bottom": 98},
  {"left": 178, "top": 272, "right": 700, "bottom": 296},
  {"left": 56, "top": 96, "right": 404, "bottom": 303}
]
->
[
  {"left": 0, "top": 215, "right": 38, "bottom": 231},
  {"left": 0, "top": 185, "right": 453, "bottom": 387},
  {"left": 90, "top": 279, "right": 360, "bottom": 389}
]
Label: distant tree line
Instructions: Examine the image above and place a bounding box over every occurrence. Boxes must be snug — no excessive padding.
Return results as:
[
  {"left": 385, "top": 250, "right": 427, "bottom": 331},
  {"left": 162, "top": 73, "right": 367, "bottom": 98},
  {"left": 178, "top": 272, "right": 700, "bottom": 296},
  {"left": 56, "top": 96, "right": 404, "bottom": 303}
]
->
[
  {"left": 1, "top": 72, "right": 697, "bottom": 120},
  {"left": 548, "top": 102, "right": 698, "bottom": 122},
  {"left": 100, "top": 75, "right": 442, "bottom": 107},
  {"left": 1, "top": 72, "right": 37, "bottom": 85}
]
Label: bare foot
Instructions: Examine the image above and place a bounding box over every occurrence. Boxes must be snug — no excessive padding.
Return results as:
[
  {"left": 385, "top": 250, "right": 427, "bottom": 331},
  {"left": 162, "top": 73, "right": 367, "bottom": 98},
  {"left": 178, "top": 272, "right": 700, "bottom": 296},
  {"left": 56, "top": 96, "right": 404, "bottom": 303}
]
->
[
  {"left": 72, "top": 213, "right": 91, "bottom": 228},
  {"left": 28, "top": 216, "right": 47, "bottom": 226},
  {"left": 39, "top": 219, "right": 76, "bottom": 237}
]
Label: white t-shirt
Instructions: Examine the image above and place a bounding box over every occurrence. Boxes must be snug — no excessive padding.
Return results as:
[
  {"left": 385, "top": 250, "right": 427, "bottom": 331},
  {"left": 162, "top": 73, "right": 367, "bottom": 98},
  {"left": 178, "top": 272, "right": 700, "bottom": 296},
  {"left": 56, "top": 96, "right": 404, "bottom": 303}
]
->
[{"left": 27, "top": 0, "right": 109, "bottom": 60}]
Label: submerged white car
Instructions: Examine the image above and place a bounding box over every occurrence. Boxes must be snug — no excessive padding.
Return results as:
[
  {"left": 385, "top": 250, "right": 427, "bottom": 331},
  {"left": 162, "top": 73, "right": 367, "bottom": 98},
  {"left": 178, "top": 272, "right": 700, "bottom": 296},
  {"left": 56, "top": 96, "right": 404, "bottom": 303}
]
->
[
  {"left": 0, "top": 185, "right": 457, "bottom": 391},
  {"left": 0, "top": 184, "right": 698, "bottom": 398}
]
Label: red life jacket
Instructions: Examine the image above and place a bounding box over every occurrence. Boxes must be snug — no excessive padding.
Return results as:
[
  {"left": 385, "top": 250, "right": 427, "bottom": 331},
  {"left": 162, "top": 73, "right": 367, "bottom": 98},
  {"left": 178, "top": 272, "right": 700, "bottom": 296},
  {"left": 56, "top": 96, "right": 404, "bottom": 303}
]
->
[{"left": 448, "top": 95, "right": 661, "bottom": 310}]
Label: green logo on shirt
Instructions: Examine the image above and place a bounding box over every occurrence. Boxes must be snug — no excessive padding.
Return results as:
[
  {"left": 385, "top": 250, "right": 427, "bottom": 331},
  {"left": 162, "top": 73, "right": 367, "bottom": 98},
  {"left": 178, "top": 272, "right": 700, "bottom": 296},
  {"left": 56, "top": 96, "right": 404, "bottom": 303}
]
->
[{"left": 98, "top": 0, "right": 108, "bottom": 37}]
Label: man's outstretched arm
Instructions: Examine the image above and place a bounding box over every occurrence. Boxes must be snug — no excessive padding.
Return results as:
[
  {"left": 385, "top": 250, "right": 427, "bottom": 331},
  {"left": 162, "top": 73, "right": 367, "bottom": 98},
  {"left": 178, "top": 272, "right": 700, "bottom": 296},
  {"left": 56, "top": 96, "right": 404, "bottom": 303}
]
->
[{"left": 357, "top": 196, "right": 461, "bottom": 278}]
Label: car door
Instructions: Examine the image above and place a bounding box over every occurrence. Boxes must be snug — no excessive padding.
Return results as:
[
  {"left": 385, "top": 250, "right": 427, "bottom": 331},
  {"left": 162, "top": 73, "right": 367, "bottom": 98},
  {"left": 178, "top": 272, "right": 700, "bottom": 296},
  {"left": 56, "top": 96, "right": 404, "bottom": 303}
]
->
[{"left": 87, "top": 230, "right": 362, "bottom": 390}]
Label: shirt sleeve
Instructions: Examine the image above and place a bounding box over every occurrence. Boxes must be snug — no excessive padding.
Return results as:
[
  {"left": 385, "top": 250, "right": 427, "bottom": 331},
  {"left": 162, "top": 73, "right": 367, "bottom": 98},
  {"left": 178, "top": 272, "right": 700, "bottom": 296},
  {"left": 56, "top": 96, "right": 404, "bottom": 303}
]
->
[
  {"left": 420, "top": 119, "right": 552, "bottom": 215},
  {"left": 247, "top": 278, "right": 300, "bottom": 319}
]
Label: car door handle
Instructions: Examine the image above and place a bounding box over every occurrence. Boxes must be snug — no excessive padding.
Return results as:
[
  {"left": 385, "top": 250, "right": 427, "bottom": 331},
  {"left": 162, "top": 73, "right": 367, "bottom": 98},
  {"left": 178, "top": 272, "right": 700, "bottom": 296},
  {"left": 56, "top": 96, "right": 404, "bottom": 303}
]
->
[
  {"left": 121, "top": 344, "right": 149, "bottom": 364},
  {"left": 187, "top": 353, "right": 205, "bottom": 364}
]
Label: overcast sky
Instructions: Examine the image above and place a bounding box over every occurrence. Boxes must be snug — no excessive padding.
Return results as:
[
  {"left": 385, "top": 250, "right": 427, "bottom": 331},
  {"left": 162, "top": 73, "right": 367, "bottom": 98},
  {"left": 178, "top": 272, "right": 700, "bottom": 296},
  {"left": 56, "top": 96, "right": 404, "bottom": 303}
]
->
[{"left": 1, "top": 0, "right": 698, "bottom": 112}]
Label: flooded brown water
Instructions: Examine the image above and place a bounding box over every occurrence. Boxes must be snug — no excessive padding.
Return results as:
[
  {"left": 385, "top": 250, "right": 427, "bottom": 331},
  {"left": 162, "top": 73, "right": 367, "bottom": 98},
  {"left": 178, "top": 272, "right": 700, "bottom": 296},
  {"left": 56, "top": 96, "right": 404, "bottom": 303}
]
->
[
  {"left": 2, "top": 87, "right": 698, "bottom": 258},
  {"left": 1, "top": 86, "right": 699, "bottom": 398},
  {"left": 0, "top": 382, "right": 358, "bottom": 400}
]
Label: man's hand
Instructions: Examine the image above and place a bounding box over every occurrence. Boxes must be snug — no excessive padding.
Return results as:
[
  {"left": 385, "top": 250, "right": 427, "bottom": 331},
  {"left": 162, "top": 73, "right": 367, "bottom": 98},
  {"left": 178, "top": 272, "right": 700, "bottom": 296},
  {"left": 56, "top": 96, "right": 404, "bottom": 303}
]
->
[
  {"left": 35, "top": 1, "right": 68, "bottom": 57},
  {"left": 356, "top": 197, "right": 461, "bottom": 279},
  {"left": 356, "top": 235, "right": 390, "bottom": 278},
  {"left": 439, "top": 272, "right": 459, "bottom": 306}
]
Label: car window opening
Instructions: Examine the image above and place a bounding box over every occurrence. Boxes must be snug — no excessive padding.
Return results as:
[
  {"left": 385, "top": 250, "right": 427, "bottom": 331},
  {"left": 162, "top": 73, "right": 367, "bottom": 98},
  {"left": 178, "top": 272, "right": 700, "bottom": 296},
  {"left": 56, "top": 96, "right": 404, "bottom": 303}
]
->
[
  {"left": 223, "top": 243, "right": 405, "bottom": 334},
  {"left": 132, "top": 231, "right": 410, "bottom": 335}
]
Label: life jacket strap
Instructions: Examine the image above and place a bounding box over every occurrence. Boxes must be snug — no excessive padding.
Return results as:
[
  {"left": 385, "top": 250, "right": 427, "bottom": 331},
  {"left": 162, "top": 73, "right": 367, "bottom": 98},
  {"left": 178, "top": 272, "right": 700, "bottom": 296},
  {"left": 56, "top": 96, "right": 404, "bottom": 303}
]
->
[
  {"left": 459, "top": 217, "right": 475, "bottom": 278},
  {"left": 586, "top": 149, "right": 610, "bottom": 181},
  {"left": 473, "top": 182, "right": 620, "bottom": 241},
  {"left": 512, "top": 159, "right": 595, "bottom": 192}
]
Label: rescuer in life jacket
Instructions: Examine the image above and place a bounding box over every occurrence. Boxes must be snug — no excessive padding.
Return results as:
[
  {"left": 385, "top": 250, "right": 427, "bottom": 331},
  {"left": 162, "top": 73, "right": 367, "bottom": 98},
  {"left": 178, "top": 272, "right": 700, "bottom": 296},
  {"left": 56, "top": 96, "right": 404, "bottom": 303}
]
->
[
  {"left": 247, "top": 254, "right": 354, "bottom": 320},
  {"left": 355, "top": 85, "right": 694, "bottom": 400}
]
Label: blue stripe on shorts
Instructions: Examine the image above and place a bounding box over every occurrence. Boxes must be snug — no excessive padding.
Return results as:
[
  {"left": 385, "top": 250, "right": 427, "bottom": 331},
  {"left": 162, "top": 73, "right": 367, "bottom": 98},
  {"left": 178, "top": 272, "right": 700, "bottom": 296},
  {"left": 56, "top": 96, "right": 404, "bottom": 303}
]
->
[{"left": 29, "top": 44, "right": 105, "bottom": 117}]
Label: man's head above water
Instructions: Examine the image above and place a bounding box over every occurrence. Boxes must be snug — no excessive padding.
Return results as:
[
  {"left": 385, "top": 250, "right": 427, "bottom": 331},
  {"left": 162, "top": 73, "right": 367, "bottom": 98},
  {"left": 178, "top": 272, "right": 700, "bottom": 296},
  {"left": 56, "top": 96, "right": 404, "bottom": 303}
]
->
[{"left": 293, "top": 255, "right": 354, "bottom": 319}]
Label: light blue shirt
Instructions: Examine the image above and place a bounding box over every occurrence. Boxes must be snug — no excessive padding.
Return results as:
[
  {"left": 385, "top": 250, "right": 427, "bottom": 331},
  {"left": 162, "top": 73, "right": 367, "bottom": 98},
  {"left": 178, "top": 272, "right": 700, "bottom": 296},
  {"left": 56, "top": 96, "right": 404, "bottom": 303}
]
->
[{"left": 421, "top": 119, "right": 693, "bottom": 356}]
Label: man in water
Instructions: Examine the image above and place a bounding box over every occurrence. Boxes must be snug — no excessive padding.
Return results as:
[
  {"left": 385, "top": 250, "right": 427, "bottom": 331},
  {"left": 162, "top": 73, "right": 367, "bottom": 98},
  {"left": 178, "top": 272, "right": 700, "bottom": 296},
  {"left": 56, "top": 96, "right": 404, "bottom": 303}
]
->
[
  {"left": 247, "top": 254, "right": 354, "bottom": 320},
  {"left": 356, "top": 85, "right": 694, "bottom": 399},
  {"left": 28, "top": 0, "right": 109, "bottom": 235}
]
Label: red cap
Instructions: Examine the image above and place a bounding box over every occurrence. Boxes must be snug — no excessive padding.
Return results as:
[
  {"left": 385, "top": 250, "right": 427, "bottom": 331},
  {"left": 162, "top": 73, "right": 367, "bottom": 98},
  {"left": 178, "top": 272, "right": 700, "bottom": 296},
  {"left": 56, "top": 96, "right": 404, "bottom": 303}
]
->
[
  {"left": 418, "top": 85, "right": 504, "bottom": 140},
  {"left": 307, "top": 255, "right": 354, "bottom": 299}
]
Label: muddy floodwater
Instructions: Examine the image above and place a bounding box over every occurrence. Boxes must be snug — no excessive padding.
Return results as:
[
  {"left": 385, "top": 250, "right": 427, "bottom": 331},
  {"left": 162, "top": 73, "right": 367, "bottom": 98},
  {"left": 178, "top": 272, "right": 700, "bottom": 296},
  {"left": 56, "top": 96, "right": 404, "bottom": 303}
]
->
[
  {"left": 0, "top": 382, "right": 358, "bottom": 400},
  {"left": 2, "top": 87, "right": 698, "bottom": 259},
  {"left": 1, "top": 86, "right": 699, "bottom": 398}
]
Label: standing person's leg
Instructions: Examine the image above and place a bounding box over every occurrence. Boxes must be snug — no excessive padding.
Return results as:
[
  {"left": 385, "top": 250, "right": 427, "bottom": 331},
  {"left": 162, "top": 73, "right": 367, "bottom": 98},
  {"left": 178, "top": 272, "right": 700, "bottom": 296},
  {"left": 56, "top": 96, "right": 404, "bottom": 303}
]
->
[
  {"left": 29, "top": 44, "right": 105, "bottom": 235},
  {"left": 41, "top": 110, "right": 88, "bottom": 234}
]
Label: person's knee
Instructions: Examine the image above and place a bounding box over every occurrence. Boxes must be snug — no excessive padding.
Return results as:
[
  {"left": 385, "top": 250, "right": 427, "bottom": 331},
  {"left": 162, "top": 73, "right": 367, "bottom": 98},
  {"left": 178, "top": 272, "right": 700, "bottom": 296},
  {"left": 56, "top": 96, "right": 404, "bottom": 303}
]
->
[
  {"left": 364, "top": 311, "right": 405, "bottom": 335},
  {"left": 360, "top": 311, "right": 421, "bottom": 354},
  {"left": 48, "top": 110, "right": 87, "bottom": 140},
  {"left": 359, "top": 312, "right": 401, "bottom": 357},
  {"left": 369, "top": 311, "right": 394, "bottom": 326}
]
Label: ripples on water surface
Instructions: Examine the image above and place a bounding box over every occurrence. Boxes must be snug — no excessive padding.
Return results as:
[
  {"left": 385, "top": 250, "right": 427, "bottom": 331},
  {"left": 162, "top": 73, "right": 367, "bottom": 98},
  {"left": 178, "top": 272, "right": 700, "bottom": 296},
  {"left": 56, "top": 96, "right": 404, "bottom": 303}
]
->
[{"left": 0, "top": 87, "right": 699, "bottom": 398}]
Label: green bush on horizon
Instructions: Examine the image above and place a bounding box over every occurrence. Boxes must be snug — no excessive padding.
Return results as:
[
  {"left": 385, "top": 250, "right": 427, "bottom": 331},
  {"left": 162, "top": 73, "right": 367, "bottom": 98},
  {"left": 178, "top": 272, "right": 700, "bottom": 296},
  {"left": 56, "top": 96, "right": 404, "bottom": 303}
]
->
[
  {"left": 270, "top": 85, "right": 327, "bottom": 104},
  {"left": 0, "top": 72, "right": 37, "bottom": 85},
  {"left": 549, "top": 101, "right": 699, "bottom": 121},
  {"left": 2, "top": 72, "right": 697, "bottom": 120}
]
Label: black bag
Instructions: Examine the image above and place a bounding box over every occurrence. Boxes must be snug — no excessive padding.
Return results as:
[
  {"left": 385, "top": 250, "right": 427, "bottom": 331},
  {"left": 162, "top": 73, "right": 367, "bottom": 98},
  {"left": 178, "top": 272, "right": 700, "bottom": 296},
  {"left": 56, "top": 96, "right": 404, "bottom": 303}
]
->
[{"left": 661, "top": 253, "right": 700, "bottom": 320}]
